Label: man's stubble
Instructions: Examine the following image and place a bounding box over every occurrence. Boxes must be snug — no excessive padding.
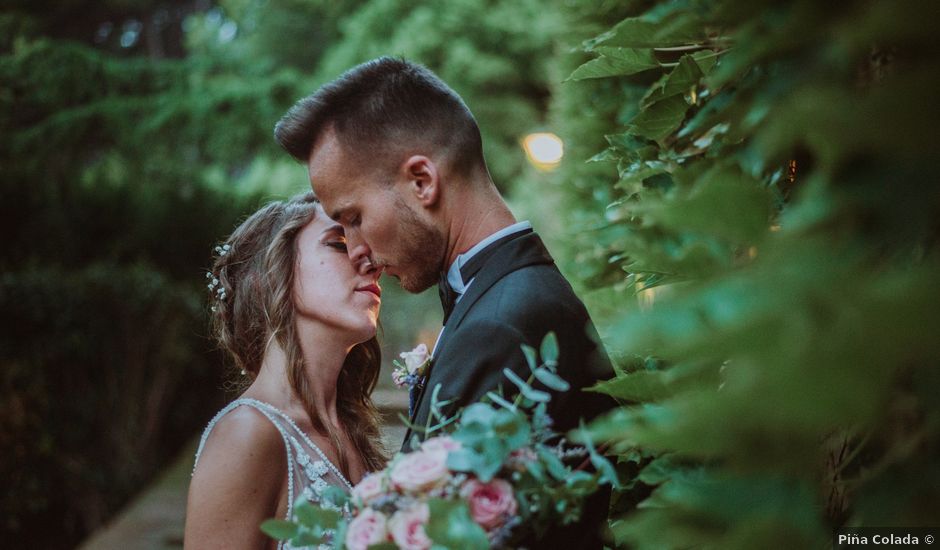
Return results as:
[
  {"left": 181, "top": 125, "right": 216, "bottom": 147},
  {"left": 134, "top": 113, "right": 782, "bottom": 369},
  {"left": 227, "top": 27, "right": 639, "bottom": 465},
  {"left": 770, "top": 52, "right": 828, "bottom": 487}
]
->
[{"left": 389, "top": 194, "right": 446, "bottom": 294}]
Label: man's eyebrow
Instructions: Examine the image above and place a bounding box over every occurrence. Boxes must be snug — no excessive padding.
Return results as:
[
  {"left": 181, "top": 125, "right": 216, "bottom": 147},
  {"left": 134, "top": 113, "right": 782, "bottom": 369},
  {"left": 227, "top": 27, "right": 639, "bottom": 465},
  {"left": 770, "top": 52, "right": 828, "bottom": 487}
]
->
[
  {"left": 327, "top": 206, "right": 345, "bottom": 222},
  {"left": 320, "top": 223, "right": 344, "bottom": 236}
]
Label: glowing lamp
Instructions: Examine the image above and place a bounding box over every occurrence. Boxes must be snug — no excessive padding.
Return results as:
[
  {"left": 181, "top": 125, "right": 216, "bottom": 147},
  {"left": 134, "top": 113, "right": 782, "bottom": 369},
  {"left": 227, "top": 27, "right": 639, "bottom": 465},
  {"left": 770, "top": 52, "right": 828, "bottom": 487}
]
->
[{"left": 522, "top": 132, "right": 564, "bottom": 171}]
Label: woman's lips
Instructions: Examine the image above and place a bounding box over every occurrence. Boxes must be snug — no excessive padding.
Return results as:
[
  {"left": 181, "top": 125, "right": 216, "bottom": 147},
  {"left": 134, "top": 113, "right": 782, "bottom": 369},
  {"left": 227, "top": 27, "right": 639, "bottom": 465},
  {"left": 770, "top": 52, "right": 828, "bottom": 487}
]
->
[{"left": 356, "top": 284, "right": 382, "bottom": 299}]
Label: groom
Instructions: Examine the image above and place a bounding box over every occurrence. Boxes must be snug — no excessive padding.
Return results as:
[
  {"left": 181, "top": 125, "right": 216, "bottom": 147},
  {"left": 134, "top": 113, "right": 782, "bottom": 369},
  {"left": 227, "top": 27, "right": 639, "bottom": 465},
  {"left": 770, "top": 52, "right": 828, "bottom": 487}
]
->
[{"left": 275, "top": 57, "right": 614, "bottom": 547}]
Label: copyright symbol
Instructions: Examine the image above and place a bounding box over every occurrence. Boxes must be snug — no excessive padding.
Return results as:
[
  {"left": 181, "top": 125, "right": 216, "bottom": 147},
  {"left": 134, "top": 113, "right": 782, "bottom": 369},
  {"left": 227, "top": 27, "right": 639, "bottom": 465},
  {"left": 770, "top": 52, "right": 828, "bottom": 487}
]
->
[{"left": 927, "top": 534, "right": 935, "bottom": 544}]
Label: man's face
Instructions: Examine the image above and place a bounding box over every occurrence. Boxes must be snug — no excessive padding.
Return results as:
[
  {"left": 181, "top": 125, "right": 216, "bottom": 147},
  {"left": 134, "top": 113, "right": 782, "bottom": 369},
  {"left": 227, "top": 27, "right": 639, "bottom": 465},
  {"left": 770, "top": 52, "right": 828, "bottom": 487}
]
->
[{"left": 308, "top": 131, "right": 446, "bottom": 293}]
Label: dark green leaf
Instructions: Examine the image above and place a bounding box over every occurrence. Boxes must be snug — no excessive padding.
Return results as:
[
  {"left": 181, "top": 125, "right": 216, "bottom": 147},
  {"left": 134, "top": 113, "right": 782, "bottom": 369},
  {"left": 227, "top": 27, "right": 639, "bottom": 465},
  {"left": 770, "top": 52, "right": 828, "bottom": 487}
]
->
[
  {"left": 661, "top": 55, "right": 704, "bottom": 99},
  {"left": 568, "top": 48, "right": 659, "bottom": 81},
  {"left": 589, "top": 370, "right": 670, "bottom": 401},
  {"left": 628, "top": 95, "right": 690, "bottom": 142},
  {"left": 596, "top": 16, "right": 703, "bottom": 48}
]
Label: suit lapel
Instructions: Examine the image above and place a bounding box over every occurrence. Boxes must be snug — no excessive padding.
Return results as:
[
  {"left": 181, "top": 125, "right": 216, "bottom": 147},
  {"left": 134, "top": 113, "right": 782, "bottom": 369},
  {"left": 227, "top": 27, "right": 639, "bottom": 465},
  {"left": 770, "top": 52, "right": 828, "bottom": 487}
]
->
[{"left": 405, "top": 232, "right": 555, "bottom": 434}]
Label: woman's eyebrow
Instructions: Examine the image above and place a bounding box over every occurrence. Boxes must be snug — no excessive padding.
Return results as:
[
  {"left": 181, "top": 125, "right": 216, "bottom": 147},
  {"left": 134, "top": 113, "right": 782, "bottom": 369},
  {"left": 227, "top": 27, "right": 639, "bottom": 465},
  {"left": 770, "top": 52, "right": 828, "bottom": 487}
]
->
[{"left": 320, "top": 224, "right": 345, "bottom": 237}]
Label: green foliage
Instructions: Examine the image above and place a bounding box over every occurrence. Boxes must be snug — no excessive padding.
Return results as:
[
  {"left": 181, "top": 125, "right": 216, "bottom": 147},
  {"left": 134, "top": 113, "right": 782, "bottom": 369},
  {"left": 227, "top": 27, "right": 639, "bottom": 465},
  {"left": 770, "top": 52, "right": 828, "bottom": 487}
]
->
[
  {"left": 309, "top": 0, "right": 563, "bottom": 192},
  {"left": 1, "top": 7, "right": 281, "bottom": 546},
  {"left": 426, "top": 499, "right": 490, "bottom": 550},
  {"left": 550, "top": 0, "right": 940, "bottom": 547},
  {"left": 0, "top": 264, "right": 222, "bottom": 547},
  {"left": 269, "top": 334, "right": 617, "bottom": 548}
]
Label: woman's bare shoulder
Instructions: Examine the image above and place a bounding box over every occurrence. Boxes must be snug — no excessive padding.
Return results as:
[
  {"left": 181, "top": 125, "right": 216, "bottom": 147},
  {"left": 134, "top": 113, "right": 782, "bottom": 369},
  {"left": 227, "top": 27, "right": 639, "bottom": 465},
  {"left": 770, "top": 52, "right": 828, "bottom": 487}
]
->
[
  {"left": 193, "top": 404, "right": 287, "bottom": 482},
  {"left": 185, "top": 404, "right": 288, "bottom": 543}
]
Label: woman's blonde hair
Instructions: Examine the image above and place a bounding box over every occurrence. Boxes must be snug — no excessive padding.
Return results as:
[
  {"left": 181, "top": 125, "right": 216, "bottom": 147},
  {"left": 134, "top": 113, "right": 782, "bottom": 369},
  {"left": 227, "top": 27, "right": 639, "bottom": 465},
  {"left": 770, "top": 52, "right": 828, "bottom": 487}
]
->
[{"left": 209, "top": 192, "right": 386, "bottom": 474}]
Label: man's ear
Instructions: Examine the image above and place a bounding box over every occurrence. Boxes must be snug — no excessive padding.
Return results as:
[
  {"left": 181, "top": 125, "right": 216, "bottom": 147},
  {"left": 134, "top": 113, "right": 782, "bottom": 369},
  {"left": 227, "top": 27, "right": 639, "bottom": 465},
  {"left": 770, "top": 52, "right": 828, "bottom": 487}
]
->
[{"left": 401, "top": 155, "right": 440, "bottom": 207}]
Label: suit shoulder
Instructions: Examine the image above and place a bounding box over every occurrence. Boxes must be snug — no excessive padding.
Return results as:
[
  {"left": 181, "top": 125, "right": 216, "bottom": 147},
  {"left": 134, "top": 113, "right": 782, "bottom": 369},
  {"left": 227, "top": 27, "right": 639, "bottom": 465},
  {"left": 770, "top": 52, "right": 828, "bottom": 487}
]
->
[{"left": 485, "top": 264, "right": 588, "bottom": 319}]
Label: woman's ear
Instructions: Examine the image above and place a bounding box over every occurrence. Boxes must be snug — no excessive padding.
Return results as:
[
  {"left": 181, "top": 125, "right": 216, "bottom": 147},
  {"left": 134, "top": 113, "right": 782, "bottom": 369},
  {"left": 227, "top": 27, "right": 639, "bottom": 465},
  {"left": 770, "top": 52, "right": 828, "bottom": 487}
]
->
[{"left": 401, "top": 155, "right": 439, "bottom": 207}]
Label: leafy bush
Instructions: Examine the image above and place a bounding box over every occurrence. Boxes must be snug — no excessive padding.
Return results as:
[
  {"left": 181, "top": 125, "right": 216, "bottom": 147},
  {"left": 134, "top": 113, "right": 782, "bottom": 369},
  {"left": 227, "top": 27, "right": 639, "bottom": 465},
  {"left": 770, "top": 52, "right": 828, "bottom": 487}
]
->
[
  {"left": 550, "top": 0, "right": 940, "bottom": 547},
  {"left": 1, "top": 16, "right": 270, "bottom": 547},
  {"left": 0, "top": 264, "right": 223, "bottom": 547}
]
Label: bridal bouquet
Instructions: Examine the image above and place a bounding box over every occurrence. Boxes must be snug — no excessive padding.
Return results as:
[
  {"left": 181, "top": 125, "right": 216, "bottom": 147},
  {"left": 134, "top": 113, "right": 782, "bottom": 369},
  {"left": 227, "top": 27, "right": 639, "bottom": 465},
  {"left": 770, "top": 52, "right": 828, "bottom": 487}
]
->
[{"left": 263, "top": 333, "right": 618, "bottom": 549}]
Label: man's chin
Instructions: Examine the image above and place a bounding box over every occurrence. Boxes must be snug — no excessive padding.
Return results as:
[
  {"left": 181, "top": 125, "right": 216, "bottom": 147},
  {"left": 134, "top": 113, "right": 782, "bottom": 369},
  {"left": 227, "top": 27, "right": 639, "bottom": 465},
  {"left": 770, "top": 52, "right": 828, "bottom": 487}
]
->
[{"left": 397, "top": 273, "right": 437, "bottom": 295}]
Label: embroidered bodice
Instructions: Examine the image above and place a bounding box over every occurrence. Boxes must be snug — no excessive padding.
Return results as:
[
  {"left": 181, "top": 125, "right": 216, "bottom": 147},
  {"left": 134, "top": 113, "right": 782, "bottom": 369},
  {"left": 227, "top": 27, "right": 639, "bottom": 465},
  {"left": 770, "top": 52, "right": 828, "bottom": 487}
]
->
[{"left": 192, "top": 398, "right": 353, "bottom": 549}]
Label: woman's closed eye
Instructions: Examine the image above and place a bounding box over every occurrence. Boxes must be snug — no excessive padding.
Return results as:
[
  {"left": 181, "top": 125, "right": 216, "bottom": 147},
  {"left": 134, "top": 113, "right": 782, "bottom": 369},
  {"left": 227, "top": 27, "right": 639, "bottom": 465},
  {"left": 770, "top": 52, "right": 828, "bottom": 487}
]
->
[{"left": 327, "top": 241, "right": 348, "bottom": 252}]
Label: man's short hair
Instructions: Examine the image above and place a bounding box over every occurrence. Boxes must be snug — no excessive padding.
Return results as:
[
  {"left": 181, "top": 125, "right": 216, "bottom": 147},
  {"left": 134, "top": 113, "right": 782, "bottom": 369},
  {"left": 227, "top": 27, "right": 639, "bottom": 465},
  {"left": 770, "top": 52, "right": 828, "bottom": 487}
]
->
[{"left": 274, "top": 57, "right": 486, "bottom": 178}]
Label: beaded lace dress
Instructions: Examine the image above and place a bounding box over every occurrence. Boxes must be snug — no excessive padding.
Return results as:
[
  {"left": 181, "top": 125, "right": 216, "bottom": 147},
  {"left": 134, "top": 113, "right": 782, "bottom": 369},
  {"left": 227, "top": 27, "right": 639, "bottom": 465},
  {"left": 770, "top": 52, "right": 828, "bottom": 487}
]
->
[{"left": 192, "top": 398, "right": 354, "bottom": 549}]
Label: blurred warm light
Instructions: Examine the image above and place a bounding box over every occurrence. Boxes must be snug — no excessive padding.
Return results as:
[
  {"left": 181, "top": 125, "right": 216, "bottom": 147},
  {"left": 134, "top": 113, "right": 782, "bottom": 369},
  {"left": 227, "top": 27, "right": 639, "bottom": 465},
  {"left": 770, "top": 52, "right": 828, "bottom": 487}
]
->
[
  {"left": 522, "top": 132, "right": 564, "bottom": 171},
  {"left": 637, "top": 284, "right": 659, "bottom": 311}
]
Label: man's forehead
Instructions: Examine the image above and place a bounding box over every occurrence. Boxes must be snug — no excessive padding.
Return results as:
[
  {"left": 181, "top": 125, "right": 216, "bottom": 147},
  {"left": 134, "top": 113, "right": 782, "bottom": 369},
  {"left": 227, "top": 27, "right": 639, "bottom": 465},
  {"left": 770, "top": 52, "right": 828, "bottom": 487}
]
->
[{"left": 310, "top": 172, "right": 357, "bottom": 222}]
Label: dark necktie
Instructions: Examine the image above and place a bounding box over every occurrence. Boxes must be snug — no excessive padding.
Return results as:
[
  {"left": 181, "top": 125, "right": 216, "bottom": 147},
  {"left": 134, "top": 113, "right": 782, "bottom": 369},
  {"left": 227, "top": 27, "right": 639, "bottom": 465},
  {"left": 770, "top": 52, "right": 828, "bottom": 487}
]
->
[{"left": 437, "top": 228, "right": 533, "bottom": 325}]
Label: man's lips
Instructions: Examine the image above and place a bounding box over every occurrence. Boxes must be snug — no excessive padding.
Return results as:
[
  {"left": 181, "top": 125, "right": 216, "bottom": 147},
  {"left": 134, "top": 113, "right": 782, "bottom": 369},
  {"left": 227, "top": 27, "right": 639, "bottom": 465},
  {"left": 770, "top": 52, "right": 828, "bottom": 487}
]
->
[{"left": 356, "top": 284, "right": 382, "bottom": 299}]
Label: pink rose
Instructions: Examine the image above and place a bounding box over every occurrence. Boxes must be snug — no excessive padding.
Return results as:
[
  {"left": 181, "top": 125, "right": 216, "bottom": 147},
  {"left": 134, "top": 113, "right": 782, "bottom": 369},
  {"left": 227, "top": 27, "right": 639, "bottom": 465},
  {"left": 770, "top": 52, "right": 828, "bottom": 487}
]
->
[
  {"left": 388, "top": 502, "right": 432, "bottom": 550},
  {"left": 345, "top": 508, "right": 389, "bottom": 550},
  {"left": 460, "top": 478, "right": 518, "bottom": 532},
  {"left": 390, "top": 449, "right": 450, "bottom": 493},
  {"left": 421, "top": 436, "right": 462, "bottom": 454},
  {"left": 351, "top": 472, "right": 386, "bottom": 505}
]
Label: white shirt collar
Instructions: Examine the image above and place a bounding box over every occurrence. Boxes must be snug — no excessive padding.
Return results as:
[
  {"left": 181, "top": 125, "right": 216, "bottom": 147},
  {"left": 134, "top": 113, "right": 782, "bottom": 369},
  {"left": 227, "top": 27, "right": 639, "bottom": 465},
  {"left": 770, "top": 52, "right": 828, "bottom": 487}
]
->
[{"left": 446, "top": 221, "right": 532, "bottom": 298}]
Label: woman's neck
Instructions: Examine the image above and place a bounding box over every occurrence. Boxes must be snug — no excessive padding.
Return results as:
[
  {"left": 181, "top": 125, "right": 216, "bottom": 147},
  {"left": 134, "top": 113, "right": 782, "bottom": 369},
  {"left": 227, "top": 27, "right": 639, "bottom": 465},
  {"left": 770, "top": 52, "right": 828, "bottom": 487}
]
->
[{"left": 246, "top": 323, "right": 353, "bottom": 431}]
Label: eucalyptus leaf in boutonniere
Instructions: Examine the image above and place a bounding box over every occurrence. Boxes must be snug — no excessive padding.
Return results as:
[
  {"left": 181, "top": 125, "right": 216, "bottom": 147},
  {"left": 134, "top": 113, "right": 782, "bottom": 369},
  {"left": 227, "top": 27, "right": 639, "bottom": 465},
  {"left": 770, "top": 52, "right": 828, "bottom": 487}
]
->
[{"left": 392, "top": 343, "right": 431, "bottom": 390}]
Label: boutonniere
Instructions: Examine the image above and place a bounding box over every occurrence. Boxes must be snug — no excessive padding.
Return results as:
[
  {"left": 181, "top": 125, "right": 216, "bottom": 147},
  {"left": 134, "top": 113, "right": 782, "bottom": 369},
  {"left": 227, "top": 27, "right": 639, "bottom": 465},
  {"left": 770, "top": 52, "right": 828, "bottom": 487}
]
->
[{"left": 392, "top": 343, "right": 431, "bottom": 389}]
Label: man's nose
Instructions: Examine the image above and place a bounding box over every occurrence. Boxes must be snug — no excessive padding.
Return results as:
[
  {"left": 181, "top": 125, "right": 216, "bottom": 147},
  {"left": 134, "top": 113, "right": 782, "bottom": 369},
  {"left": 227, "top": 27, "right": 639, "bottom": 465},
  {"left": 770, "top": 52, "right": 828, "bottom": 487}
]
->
[
  {"left": 344, "top": 227, "right": 366, "bottom": 260},
  {"left": 348, "top": 236, "right": 376, "bottom": 275},
  {"left": 358, "top": 258, "right": 382, "bottom": 280},
  {"left": 355, "top": 249, "right": 381, "bottom": 279}
]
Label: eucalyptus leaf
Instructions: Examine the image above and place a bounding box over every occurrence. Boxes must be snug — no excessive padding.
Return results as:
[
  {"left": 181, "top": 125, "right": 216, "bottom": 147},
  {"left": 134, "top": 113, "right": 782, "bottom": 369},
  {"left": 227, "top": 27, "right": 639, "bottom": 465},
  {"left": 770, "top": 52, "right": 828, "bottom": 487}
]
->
[
  {"left": 539, "top": 331, "right": 559, "bottom": 366},
  {"left": 536, "top": 445, "right": 570, "bottom": 481},
  {"left": 320, "top": 485, "right": 350, "bottom": 509},
  {"left": 486, "top": 391, "right": 518, "bottom": 411},
  {"left": 521, "top": 344, "right": 538, "bottom": 373},
  {"left": 533, "top": 368, "right": 571, "bottom": 392},
  {"left": 260, "top": 519, "right": 300, "bottom": 541},
  {"left": 503, "top": 368, "right": 551, "bottom": 402},
  {"left": 294, "top": 503, "right": 339, "bottom": 530},
  {"left": 293, "top": 531, "right": 324, "bottom": 546},
  {"left": 426, "top": 499, "right": 490, "bottom": 550},
  {"left": 446, "top": 448, "right": 484, "bottom": 473}
]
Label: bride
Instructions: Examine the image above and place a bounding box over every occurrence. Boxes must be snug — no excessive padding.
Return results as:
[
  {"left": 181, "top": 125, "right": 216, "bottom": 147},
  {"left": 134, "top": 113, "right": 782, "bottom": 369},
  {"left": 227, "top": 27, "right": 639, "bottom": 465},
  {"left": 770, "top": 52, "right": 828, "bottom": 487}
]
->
[{"left": 185, "top": 192, "right": 387, "bottom": 548}]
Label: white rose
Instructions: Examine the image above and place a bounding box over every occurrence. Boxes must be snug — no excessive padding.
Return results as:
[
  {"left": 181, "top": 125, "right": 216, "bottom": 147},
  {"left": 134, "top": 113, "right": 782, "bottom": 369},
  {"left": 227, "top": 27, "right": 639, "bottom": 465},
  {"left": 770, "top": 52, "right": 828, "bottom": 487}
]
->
[{"left": 400, "top": 343, "right": 431, "bottom": 375}]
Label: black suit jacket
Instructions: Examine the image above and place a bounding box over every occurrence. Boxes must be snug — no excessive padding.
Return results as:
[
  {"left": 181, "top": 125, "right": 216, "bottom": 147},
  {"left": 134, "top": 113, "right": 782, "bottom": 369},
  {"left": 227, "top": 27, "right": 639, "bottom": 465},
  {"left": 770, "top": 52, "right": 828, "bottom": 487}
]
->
[{"left": 403, "top": 231, "right": 615, "bottom": 549}]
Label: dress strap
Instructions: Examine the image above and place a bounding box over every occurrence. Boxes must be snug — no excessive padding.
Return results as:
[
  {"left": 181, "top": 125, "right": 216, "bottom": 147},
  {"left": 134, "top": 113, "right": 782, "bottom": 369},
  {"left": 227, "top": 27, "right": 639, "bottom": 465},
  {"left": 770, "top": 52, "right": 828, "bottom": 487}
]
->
[{"left": 191, "top": 398, "right": 298, "bottom": 520}]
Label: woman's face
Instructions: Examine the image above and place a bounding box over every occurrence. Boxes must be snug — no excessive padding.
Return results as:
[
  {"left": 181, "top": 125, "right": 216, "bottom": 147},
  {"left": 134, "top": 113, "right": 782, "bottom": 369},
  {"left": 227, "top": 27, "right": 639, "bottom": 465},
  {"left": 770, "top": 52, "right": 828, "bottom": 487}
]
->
[{"left": 293, "top": 206, "right": 382, "bottom": 342}]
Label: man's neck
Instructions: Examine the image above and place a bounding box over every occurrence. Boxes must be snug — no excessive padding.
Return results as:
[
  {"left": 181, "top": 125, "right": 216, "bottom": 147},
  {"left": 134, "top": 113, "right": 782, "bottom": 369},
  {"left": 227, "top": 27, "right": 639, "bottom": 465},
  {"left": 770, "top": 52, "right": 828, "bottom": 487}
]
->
[{"left": 444, "top": 189, "right": 517, "bottom": 270}]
